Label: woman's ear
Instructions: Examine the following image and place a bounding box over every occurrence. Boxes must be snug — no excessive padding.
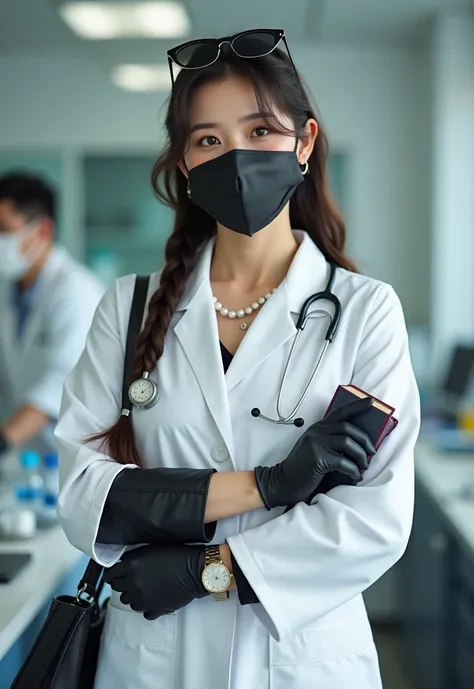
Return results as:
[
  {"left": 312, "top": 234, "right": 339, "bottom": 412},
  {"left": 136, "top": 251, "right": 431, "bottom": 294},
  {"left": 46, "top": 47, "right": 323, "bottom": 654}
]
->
[
  {"left": 177, "top": 160, "right": 188, "bottom": 179},
  {"left": 298, "top": 119, "right": 318, "bottom": 166}
]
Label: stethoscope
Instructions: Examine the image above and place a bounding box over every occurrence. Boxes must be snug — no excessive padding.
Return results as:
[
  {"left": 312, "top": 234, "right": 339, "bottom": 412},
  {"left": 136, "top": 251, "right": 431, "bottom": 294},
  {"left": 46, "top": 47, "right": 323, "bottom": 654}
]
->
[
  {"left": 128, "top": 262, "right": 341, "bottom": 424},
  {"left": 250, "top": 262, "right": 341, "bottom": 428}
]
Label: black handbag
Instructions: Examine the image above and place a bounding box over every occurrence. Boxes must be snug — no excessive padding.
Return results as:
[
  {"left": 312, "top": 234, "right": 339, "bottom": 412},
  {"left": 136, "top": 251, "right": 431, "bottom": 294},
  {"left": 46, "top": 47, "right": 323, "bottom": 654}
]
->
[{"left": 11, "top": 275, "right": 150, "bottom": 689}]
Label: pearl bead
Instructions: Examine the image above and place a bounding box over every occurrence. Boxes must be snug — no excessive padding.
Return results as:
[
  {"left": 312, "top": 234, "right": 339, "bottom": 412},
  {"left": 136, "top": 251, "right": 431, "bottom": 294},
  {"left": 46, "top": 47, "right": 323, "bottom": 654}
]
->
[{"left": 212, "top": 289, "right": 276, "bottom": 322}]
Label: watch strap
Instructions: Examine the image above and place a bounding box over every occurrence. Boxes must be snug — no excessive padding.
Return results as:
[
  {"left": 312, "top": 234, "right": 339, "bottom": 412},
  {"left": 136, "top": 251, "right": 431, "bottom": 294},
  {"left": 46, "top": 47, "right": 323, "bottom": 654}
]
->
[
  {"left": 205, "top": 545, "right": 221, "bottom": 567},
  {"left": 212, "top": 591, "right": 229, "bottom": 601}
]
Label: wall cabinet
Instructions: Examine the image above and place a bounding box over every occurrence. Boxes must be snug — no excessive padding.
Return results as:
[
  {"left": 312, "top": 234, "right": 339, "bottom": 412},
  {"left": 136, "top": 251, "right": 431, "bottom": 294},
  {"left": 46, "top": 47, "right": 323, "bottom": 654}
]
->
[
  {"left": 451, "top": 550, "right": 474, "bottom": 689},
  {"left": 400, "top": 481, "right": 474, "bottom": 689}
]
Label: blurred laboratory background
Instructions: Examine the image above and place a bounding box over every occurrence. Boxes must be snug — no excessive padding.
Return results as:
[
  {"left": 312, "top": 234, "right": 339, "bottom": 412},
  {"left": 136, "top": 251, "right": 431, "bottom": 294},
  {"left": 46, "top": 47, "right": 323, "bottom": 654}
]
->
[{"left": 0, "top": 1, "right": 474, "bottom": 688}]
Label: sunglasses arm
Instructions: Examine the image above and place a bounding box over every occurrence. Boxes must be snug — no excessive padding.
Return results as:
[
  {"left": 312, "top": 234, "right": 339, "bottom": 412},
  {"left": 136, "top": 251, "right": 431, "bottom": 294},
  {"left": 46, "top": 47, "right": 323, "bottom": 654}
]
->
[
  {"left": 168, "top": 55, "right": 178, "bottom": 86},
  {"left": 282, "top": 35, "right": 297, "bottom": 75}
]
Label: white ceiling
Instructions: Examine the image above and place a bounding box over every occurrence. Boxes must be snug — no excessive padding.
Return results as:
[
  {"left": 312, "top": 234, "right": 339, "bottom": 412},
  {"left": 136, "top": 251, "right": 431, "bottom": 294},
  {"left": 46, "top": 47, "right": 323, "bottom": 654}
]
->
[{"left": 0, "top": 0, "right": 470, "bottom": 66}]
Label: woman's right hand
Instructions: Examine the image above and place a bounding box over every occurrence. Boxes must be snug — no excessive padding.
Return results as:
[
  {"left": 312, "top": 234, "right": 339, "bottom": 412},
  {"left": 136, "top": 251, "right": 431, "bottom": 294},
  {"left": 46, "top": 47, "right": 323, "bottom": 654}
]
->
[{"left": 254, "top": 396, "right": 377, "bottom": 510}]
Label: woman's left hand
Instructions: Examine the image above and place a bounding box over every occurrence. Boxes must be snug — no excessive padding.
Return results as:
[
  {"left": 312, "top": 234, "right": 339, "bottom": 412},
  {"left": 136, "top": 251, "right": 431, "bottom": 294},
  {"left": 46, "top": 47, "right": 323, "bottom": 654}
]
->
[{"left": 103, "top": 544, "right": 208, "bottom": 620}]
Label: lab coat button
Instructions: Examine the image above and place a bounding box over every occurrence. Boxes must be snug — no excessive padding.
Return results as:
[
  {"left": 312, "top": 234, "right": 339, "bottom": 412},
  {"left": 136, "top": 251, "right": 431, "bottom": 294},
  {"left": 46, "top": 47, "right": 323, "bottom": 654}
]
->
[{"left": 211, "top": 445, "right": 229, "bottom": 462}]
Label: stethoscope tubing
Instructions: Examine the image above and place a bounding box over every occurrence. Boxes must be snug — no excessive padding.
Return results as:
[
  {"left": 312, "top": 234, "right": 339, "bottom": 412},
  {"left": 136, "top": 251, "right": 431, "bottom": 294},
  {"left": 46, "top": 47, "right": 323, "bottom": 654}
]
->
[{"left": 252, "top": 262, "right": 341, "bottom": 426}]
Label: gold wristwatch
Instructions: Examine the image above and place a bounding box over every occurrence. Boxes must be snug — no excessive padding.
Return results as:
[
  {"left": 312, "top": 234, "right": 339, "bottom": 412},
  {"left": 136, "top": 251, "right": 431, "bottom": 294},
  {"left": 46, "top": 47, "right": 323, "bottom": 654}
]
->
[{"left": 201, "top": 545, "right": 233, "bottom": 601}]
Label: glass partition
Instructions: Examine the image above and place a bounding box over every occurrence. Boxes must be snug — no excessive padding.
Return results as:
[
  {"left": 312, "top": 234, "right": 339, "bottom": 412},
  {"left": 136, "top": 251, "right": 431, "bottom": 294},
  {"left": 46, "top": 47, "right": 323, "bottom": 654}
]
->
[{"left": 83, "top": 154, "right": 172, "bottom": 283}]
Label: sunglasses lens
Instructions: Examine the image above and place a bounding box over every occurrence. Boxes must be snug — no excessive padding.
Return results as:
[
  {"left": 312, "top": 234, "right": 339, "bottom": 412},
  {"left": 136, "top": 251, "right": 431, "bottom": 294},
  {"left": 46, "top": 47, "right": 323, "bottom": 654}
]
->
[
  {"left": 174, "top": 42, "right": 219, "bottom": 69},
  {"left": 233, "top": 31, "right": 280, "bottom": 58}
]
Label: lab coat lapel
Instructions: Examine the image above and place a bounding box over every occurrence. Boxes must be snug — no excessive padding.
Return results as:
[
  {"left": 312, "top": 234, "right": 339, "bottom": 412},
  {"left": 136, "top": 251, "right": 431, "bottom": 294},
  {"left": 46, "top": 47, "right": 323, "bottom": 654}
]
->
[
  {"left": 224, "top": 288, "right": 296, "bottom": 393},
  {"left": 20, "top": 293, "right": 44, "bottom": 362},
  {"left": 18, "top": 248, "right": 63, "bottom": 363},
  {"left": 0, "top": 284, "right": 18, "bottom": 376},
  {"left": 225, "top": 231, "right": 331, "bottom": 393},
  {"left": 173, "top": 241, "right": 234, "bottom": 457}
]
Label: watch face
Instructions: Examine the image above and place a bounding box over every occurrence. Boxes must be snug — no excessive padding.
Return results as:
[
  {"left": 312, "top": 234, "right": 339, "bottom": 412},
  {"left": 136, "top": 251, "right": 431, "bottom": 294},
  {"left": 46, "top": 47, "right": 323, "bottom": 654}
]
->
[
  {"left": 202, "top": 563, "right": 231, "bottom": 594},
  {"left": 129, "top": 378, "right": 156, "bottom": 406}
]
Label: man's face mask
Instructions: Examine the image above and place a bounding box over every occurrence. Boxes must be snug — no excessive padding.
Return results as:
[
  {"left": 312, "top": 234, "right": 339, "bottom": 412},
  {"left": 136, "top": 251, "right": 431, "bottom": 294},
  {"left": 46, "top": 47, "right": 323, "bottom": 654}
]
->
[
  {"left": 0, "top": 221, "right": 43, "bottom": 280},
  {"left": 187, "top": 147, "right": 306, "bottom": 237}
]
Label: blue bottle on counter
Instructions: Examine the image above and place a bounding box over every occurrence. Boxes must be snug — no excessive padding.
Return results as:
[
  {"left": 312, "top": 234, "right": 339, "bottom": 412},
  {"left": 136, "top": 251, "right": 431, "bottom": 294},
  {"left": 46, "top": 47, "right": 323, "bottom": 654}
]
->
[
  {"left": 3, "top": 450, "right": 44, "bottom": 538},
  {"left": 16, "top": 450, "right": 43, "bottom": 505},
  {"left": 39, "top": 453, "right": 60, "bottom": 528}
]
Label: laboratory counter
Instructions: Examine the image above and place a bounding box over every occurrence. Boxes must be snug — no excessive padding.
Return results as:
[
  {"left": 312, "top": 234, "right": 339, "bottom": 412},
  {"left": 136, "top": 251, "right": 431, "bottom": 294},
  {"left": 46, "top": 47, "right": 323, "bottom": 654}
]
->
[
  {"left": 0, "top": 456, "right": 84, "bottom": 686},
  {"left": 0, "top": 526, "right": 81, "bottom": 662},
  {"left": 414, "top": 439, "right": 474, "bottom": 557}
]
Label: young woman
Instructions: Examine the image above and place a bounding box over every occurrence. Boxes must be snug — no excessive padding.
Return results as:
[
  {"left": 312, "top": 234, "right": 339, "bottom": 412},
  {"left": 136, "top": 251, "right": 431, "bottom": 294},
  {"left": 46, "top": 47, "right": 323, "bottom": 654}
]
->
[{"left": 56, "top": 29, "right": 420, "bottom": 689}]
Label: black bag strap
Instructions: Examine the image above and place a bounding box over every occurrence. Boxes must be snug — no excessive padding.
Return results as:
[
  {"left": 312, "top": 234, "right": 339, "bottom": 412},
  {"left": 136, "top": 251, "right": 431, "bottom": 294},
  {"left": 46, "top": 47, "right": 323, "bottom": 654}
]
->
[
  {"left": 78, "top": 274, "right": 151, "bottom": 598},
  {"left": 121, "top": 275, "right": 151, "bottom": 414},
  {"left": 77, "top": 560, "right": 103, "bottom": 599}
]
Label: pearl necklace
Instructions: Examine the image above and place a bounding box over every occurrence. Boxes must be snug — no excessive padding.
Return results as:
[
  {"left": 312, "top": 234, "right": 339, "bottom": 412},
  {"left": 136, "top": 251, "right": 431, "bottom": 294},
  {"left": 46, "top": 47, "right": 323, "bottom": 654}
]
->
[{"left": 213, "top": 288, "right": 277, "bottom": 330}]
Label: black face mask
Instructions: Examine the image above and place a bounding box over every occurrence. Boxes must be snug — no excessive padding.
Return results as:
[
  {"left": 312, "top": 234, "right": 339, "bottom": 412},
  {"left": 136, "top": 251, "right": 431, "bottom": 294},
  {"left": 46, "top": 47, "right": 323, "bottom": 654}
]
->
[{"left": 187, "top": 148, "right": 305, "bottom": 237}]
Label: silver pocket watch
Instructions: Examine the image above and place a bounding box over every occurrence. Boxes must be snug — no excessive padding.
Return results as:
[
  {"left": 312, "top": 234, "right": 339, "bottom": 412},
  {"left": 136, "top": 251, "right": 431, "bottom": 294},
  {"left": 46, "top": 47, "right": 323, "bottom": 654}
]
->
[{"left": 128, "top": 372, "right": 159, "bottom": 410}]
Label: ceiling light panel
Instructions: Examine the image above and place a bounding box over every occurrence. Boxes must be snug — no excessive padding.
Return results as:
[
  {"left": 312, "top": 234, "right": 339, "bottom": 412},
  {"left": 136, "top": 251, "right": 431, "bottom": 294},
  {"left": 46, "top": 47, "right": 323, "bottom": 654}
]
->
[
  {"left": 58, "top": 2, "right": 190, "bottom": 39},
  {"left": 111, "top": 64, "right": 171, "bottom": 91}
]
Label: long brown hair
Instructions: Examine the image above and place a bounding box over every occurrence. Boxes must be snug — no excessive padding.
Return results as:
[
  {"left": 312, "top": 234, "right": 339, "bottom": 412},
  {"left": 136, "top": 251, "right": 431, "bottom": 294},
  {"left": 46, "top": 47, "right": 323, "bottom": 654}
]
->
[{"left": 89, "top": 45, "right": 356, "bottom": 466}]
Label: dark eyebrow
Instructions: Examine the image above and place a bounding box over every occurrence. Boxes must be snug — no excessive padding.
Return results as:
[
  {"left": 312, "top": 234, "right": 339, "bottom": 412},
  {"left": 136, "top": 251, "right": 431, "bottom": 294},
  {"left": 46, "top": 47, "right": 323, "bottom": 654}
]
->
[
  {"left": 239, "top": 111, "right": 272, "bottom": 123},
  {"left": 189, "top": 122, "right": 217, "bottom": 134},
  {"left": 189, "top": 112, "right": 271, "bottom": 134}
]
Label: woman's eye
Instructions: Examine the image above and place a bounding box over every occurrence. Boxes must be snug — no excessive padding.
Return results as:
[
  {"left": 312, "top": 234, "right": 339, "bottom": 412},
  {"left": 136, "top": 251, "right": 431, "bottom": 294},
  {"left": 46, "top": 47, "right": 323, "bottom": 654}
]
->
[
  {"left": 198, "top": 135, "right": 220, "bottom": 147},
  {"left": 251, "top": 127, "right": 270, "bottom": 138}
]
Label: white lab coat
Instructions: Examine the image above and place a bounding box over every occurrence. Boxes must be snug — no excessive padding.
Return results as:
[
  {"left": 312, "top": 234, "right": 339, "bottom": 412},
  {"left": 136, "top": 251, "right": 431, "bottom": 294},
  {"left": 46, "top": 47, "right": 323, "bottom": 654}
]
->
[
  {"left": 0, "top": 247, "right": 103, "bottom": 454},
  {"left": 56, "top": 231, "right": 420, "bottom": 689}
]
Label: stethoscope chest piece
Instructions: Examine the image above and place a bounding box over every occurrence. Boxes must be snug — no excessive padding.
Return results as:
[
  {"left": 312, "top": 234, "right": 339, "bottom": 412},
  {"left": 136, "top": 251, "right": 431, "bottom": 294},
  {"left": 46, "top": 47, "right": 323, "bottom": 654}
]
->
[
  {"left": 251, "top": 407, "right": 305, "bottom": 427},
  {"left": 128, "top": 371, "right": 159, "bottom": 410}
]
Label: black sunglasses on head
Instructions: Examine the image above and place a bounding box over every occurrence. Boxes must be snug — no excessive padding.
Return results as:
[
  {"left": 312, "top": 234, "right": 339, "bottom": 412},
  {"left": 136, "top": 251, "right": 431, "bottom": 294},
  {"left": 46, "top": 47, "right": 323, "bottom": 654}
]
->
[{"left": 167, "top": 29, "right": 296, "bottom": 84}]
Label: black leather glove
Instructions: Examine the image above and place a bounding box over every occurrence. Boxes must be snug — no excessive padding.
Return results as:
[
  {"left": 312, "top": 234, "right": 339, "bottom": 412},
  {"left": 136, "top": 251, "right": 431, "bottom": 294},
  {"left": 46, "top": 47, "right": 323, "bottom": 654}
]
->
[
  {"left": 103, "top": 544, "right": 208, "bottom": 620},
  {"left": 98, "top": 467, "right": 217, "bottom": 546},
  {"left": 254, "top": 396, "right": 376, "bottom": 510}
]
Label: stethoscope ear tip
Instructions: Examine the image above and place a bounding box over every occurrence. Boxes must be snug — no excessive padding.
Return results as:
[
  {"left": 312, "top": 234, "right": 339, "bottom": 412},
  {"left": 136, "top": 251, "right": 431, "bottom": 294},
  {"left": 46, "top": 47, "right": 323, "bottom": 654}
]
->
[
  {"left": 251, "top": 408, "right": 261, "bottom": 418},
  {"left": 294, "top": 418, "right": 305, "bottom": 427}
]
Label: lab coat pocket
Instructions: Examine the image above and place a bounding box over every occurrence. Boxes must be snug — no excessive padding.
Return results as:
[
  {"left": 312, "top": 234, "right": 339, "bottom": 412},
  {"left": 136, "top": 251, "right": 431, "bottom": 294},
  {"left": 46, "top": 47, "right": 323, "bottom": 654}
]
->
[
  {"left": 94, "top": 603, "right": 176, "bottom": 689},
  {"left": 269, "top": 618, "right": 380, "bottom": 689}
]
